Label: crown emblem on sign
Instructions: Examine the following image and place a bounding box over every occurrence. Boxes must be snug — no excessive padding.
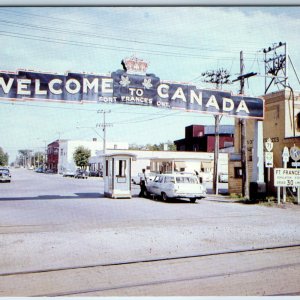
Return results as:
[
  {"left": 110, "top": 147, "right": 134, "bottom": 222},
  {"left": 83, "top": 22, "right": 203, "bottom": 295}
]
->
[{"left": 121, "top": 55, "right": 149, "bottom": 75}]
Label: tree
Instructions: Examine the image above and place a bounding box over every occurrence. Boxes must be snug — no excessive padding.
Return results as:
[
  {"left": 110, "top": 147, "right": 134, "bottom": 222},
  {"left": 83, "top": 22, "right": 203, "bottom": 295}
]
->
[
  {"left": 33, "top": 152, "right": 45, "bottom": 167},
  {"left": 0, "top": 147, "right": 9, "bottom": 166},
  {"left": 129, "top": 141, "right": 176, "bottom": 151},
  {"left": 17, "top": 149, "right": 33, "bottom": 167},
  {"left": 73, "top": 146, "right": 91, "bottom": 169}
]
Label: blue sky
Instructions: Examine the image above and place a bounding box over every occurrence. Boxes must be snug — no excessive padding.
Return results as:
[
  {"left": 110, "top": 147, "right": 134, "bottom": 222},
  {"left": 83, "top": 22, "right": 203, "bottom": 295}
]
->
[{"left": 0, "top": 6, "right": 300, "bottom": 162}]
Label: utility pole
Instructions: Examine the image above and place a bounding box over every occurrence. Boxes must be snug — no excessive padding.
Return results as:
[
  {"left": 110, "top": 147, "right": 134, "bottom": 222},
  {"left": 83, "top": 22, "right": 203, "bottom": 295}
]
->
[
  {"left": 202, "top": 68, "right": 231, "bottom": 195},
  {"left": 56, "top": 131, "right": 62, "bottom": 174},
  {"left": 239, "top": 51, "right": 249, "bottom": 199},
  {"left": 97, "top": 109, "right": 113, "bottom": 155},
  {"left": 213, "top": 114, "right": 220, "bottom": 195},
  {"left": 97, "top": 109, "right": 113, "bottom": 177},
  {"left": 232, "top": 51, "right": 257, "bottom": 199},
  {"left": 263, "top": 42, "right": 287, "bottom": 94},
  {"left": 43, "top": 140, "right": 47, "bottom": 170}
]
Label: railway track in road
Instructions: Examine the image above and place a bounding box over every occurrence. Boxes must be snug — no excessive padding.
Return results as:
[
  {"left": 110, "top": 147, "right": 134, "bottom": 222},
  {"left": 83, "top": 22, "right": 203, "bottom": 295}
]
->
[{"left": 1, "top": 244, "right": 300, "bottom": 296}]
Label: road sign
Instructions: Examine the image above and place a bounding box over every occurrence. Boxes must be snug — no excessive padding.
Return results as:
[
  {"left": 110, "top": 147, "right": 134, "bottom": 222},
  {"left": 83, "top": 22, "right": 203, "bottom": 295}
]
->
[
  {"left": 274, "top": 168, "right": 300, "bottom": 187},
  {"left": 265, "top": 152, "right": 273, "bottom": 168},
  {"left": 282, "top": 146, "right": 290, "bottom": 163},
  {"left": 290, "top": 145, "right": 300, "bottom": 162},
  {"left": 265, "top": 138, "right": 273, "bottom": 152}
]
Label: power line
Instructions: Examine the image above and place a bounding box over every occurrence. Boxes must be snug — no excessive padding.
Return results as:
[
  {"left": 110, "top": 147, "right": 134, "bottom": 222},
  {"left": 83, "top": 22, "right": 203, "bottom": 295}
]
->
[
  {"left": 0, "top": 100, "right": 212, "bottom": 118},
  {"left": 0, "top": 8, "right": 274, "bottom": 50},
  {"left": 0, "top": 18, "right": 259, "bottom": 55},
  {"left": 0, "top": 30, "right": 258, "bottom": 61}
]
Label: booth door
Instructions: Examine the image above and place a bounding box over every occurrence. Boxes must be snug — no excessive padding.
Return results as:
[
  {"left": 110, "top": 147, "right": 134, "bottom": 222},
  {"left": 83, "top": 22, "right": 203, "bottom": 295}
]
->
[{"left": 113, "top": 158, "right": 131, "bottom": 192}]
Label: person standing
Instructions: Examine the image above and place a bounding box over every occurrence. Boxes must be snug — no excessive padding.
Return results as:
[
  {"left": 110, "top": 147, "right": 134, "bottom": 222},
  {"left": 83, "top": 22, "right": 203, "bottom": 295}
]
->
[{"left": 139, "top": 168, "right": 147, "bottom": 197}]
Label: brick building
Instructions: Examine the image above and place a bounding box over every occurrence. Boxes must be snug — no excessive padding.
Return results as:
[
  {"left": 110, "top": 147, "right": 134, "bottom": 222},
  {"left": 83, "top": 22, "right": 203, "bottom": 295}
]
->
[
  {"left": 46, "top": 140, "right": 60, "bottom": 172},
  {"left": 228, "top": 89, "right": 300, "bottom": 196},
  {"left": 174, "top": 124, "right": 234, "bottom": 152}
]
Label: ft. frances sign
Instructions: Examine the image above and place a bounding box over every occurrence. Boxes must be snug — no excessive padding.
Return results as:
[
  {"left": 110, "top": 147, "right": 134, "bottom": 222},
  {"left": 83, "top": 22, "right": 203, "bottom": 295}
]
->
[{"left": 0, "top": 56, "right": 264, "bottom": 120}]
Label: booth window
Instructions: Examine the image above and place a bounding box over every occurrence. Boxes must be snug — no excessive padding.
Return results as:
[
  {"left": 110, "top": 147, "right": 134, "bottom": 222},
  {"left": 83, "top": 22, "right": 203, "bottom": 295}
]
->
[
  {"left": 106, "top": 160, "right": 109, "bottom": 176},
  {"left": 117, "top": 160, "right": 126, "bottom": 177}
]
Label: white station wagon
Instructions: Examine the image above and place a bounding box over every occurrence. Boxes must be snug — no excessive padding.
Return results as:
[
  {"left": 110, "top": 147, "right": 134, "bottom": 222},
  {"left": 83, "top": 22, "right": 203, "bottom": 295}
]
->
[{"left": 146, "top": 173, "right": 206, "bottom": 203}]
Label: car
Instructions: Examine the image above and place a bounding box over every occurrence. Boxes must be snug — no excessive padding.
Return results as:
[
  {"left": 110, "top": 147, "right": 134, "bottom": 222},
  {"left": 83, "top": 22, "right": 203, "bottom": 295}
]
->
[
  {"left": 146, "top": 172, "right": 206, "bottom": 203},
  {"left": 75, "top": 169, "right": 88, "bottom": 179},
  {"left": 45, "top": 169, "right": 55, "bottom": 174},
  {"left": 35, "top": 167, "right": 44, "bottom": 173},
  {"left": 0, "top": 168, "right": 11, "bottom": 183},
  {"left": 89, "top": 170, "right": 103, "bottom": 177},
  {"left": 62, "top": 169, "right": 75, "bottom": 177},
  {"left": 131, "top": 172, "right": 157, "bottom": 185}
]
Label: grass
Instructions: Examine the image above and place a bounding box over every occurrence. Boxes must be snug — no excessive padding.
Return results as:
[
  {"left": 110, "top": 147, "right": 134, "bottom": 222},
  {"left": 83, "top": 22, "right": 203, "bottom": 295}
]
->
[{"left": 229, "top": 193, "right": 299, "bottom": 207}]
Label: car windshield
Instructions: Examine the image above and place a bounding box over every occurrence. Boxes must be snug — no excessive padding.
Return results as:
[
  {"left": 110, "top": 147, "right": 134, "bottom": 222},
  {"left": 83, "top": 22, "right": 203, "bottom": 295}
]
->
[
  {"left": 0, "top": 170, "right": 9, "bottom": 175},
  {"left": 176, "top": 176, "right": 198, "bottom": 184}
]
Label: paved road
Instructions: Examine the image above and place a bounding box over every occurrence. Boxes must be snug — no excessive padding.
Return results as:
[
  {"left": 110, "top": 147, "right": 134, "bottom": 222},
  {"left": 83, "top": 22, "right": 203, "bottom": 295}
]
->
[{"left": 0, "top": 168, "right": 300, "bottom": 296}]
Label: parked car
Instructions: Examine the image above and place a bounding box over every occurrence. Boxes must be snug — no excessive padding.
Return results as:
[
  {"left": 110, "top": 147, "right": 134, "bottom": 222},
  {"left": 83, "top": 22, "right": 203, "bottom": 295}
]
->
[
  {"left": 146, "top": 172, "right": 206, "bottom": 203},
  {"left": 0, "top": 168, "right": 11, "bottom": 183},
  {"left": 131, "top": 172, "right": 156, "bottom": 185},
  {"left": 219, "top": 173, "right": 229, "bottom": 183},
  {"left": 89, "top": 170, "right": 103, "bottom": 177},
  {"left": 75, "top": 169, "right": 88, "bottom": 179},
  {"left": 45, "top": 169, "right": 55, "bottom": 174},
  {"left": 35, "top": 167, "right": 44, "bottom": 173},
  {"left": 62, "top": 169, "right": 75, "bottom": 177}
]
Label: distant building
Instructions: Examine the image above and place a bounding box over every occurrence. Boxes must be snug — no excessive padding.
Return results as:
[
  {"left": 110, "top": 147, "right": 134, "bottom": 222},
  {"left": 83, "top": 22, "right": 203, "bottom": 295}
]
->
[
  {"left": 57, "top": 139, "right": 129, "bottom": 174},
  {"left": 46, "top": 140, "right": 61, "bottom": 172},
  {"left": 89, "top": 149, "right": 229, "bottom": 182},
  {"left": 174, "top": 124, "right": 235, "bottom": 152}
]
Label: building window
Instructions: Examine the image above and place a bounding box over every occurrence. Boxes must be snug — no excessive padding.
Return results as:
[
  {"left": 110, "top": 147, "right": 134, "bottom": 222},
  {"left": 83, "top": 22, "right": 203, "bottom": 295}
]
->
[{"left": 234, "top": 167, "right": 243, "bottom": 178}]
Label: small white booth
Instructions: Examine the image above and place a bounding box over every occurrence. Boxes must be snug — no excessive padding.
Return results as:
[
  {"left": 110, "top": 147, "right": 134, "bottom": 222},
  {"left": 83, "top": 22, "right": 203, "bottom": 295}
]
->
[{"left": 103, "top": 153, "right": 136, "bottom": 199}]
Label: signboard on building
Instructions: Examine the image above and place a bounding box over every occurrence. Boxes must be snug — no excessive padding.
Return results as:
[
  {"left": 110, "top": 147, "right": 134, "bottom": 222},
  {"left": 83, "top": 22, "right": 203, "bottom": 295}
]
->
[
  {"left": 274, "top": 168, "right": 300, "bottom": 187},
  {"left": 0, "top": 56, "right": 264, "bottom": 119}
]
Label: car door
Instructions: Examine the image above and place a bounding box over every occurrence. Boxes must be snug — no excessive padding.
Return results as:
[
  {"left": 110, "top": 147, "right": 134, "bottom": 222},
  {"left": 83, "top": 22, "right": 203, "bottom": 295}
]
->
[{"left": 148, "top": 175, "right": 163, "bottom": 196}]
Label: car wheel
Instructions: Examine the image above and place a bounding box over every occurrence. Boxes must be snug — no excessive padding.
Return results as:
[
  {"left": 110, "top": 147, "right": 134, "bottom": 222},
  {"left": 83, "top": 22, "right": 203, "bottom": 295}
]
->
[
  {"left": 190, "top": 198, "right": 197, "bottom": 203},
  {"left": 161, "top": 192, "right": 168, "bottom": 202}
]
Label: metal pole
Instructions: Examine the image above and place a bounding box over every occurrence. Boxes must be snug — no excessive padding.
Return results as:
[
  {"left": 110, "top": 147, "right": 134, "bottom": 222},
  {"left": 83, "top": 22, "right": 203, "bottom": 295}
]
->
[
  {"left": 264, "top": 51, "right": 267, "bottom": 94},
  {"left": 98, "top": 109, "right": 112, "bottom": 178},
  {"left": 103, "top": 111, "right": 106, "bottom": 155},
  {"left": 213, "top": 114, "right": 220, "bottom": 195},
  {"left": 240, "top": 51, "right": 249, "bottom": 199},
  {"left": 283, "top": 160, "right": 287, "bottom": 203}
]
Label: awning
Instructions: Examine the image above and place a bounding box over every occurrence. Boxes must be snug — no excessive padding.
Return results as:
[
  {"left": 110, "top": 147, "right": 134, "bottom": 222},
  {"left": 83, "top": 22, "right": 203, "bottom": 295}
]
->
[
  {"left": 175, "top": 161, "right": 187, "bottom": 169},
  {"left": 201, "top": 161, "right": 213, "bottom": 169}
]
